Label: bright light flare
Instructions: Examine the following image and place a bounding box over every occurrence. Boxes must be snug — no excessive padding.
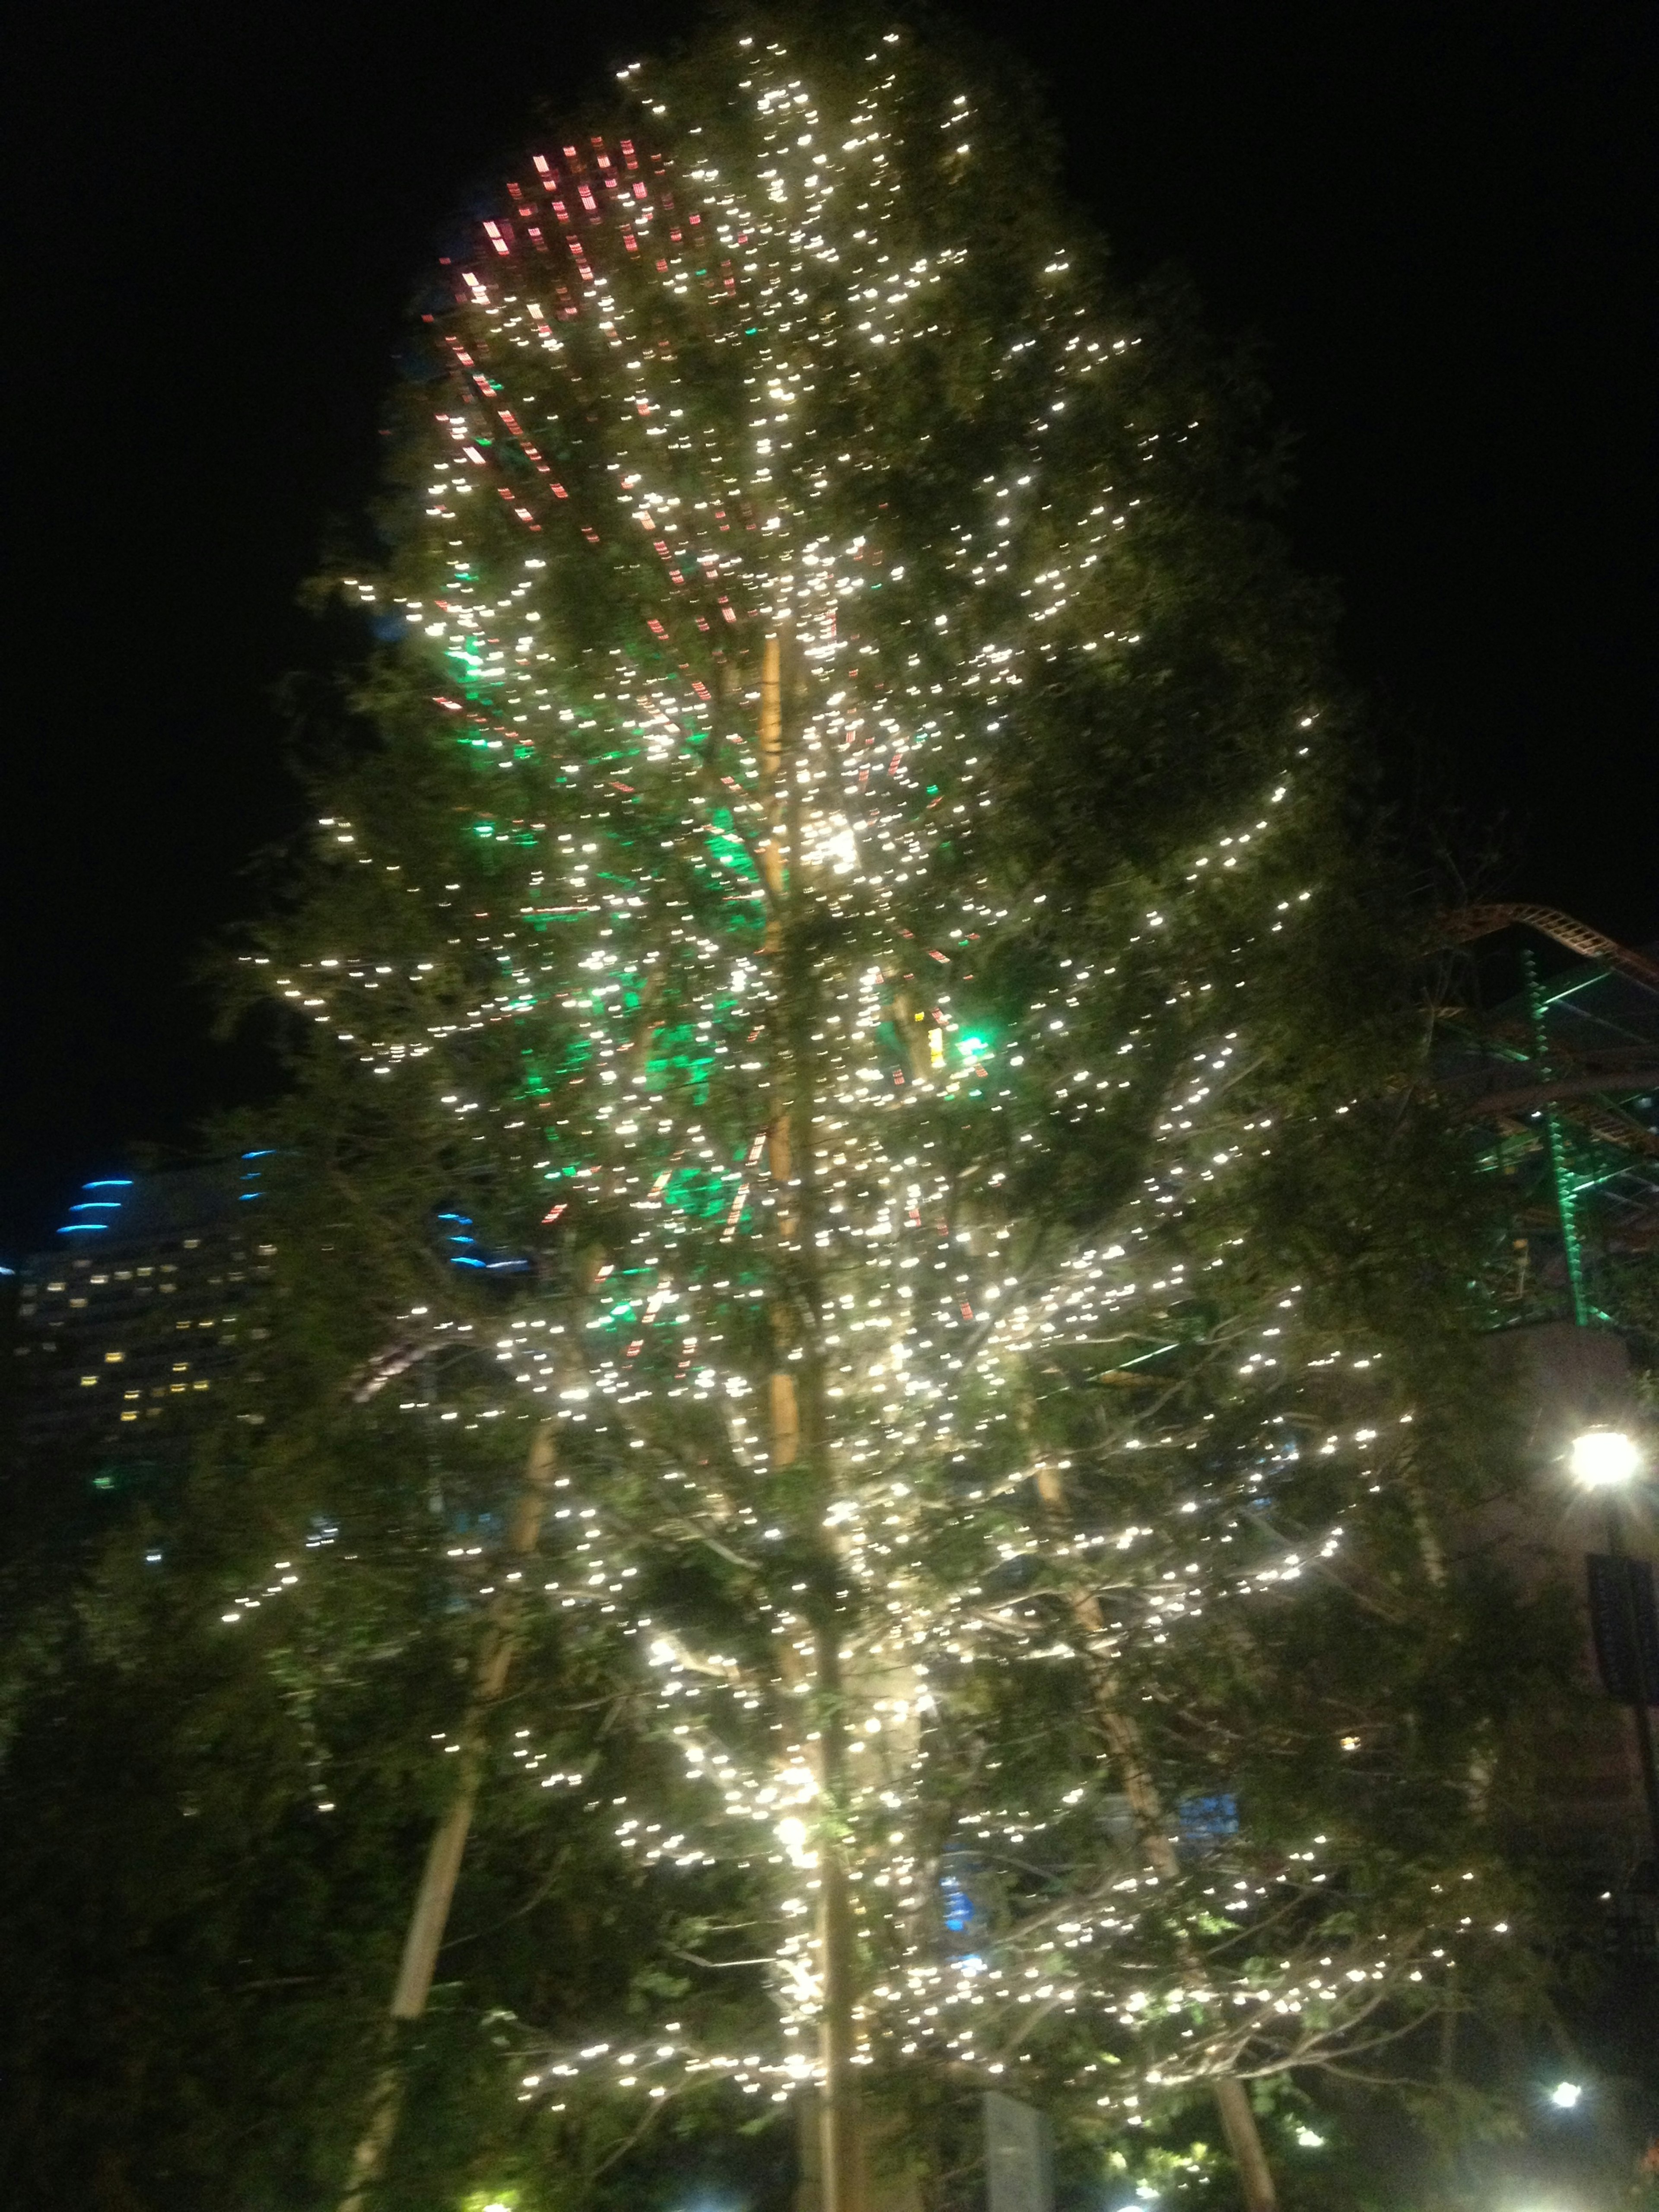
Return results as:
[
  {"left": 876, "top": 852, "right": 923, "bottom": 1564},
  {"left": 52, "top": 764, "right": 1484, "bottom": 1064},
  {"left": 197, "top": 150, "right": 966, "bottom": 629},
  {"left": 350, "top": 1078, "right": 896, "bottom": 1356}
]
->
[
  {"left": 1569, "top": 1430, "right": 1643, "bottom": 1487},
  {"left": 776, "top": 1816, "right": 817, "bottom": 1867}
]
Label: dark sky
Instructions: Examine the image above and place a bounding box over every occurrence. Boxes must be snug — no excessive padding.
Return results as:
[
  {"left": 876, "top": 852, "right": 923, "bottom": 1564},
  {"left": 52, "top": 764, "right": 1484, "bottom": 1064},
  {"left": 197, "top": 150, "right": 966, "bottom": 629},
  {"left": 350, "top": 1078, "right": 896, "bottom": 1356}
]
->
[{"left": 3, "top": 0, "right": 1652, "bottom": 1256}]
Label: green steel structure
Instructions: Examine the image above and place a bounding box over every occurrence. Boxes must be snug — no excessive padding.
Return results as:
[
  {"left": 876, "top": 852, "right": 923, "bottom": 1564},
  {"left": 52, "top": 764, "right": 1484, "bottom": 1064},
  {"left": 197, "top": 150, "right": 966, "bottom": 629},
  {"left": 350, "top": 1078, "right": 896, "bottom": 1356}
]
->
[{"left": 1443, "top": 906, "right": 1659, "bottom": 1348}]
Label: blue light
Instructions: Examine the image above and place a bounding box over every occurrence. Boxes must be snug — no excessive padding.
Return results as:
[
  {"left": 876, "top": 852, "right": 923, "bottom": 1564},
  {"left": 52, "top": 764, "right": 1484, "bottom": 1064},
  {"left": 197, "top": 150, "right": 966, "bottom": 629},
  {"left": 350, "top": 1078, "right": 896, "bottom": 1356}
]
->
[
  {"left": 940, "top": 1847, "right": 988, "bottom": 1944},
  {"left": 942, "top": 1875, "right": 975, "bottom": 1934},
  {"left": 69, "top": 1201, "right": 121, "bottom": 1212},
  {"left": 84, "top": 1179, "right": 133, "bottom": 1189},
  {"left": 61, "top": 1224, "right": 108, "bottom": 1234},
  {"left": 1177, "top": 1794, "right": 1239, "bottom": 1850}
]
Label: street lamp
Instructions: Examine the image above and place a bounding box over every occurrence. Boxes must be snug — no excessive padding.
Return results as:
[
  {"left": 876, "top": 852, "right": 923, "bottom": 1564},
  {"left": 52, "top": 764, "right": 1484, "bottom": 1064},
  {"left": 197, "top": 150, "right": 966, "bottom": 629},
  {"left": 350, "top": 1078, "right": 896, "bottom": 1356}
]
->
[
  {"left": 1570, "top": 1429, "right": 1659, "bottom": 1863},
  {"left": 1569, "top": 1428, "right": 1643, "bottom": 1487}
]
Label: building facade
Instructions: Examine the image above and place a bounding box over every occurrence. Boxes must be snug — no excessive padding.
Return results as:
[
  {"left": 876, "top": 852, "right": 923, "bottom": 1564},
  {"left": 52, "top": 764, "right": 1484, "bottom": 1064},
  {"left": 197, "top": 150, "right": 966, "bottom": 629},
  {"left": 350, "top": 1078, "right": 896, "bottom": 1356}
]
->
[{"left": 10, "top": 1159, "right": 274, "bottom": 1478}]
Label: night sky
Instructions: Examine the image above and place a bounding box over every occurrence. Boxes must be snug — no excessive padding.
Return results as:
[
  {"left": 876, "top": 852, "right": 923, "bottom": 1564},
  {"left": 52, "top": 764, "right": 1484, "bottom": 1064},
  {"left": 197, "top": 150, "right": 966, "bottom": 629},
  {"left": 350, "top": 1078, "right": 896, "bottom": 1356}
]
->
[{"left": 4, "top": 0, "right": 1651, "bottom": 1257}]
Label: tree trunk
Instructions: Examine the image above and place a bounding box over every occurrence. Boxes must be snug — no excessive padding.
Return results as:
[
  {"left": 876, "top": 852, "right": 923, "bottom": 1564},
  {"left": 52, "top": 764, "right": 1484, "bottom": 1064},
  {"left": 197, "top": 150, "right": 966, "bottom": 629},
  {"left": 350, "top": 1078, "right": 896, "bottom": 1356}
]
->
[
  {"left": 1211, "top": 2076, "right": 1278, "bottom": 2212},
  {"left": 759, "top": 629, "right": 870, "bottom": 2212},
  {"left": 336, "top": 1419, "right": 560, "bottom": 2210},
  {"left": 813, "top": 1614, "right": 866, "bottom": 2212},
  {"left": 1032, "top": 1465, "right": 1278, "bottom": 2212},
  {"left": 795, "top": 2084, "right": 823, "bottom": 2212}
]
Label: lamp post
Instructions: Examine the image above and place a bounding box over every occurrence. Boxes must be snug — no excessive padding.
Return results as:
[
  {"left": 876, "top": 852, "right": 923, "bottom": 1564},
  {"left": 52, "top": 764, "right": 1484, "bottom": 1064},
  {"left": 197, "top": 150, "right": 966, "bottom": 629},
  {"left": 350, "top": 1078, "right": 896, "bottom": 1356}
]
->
[{"left": 1570, "top": 1429, "right": 1659, "bottom": 1865}]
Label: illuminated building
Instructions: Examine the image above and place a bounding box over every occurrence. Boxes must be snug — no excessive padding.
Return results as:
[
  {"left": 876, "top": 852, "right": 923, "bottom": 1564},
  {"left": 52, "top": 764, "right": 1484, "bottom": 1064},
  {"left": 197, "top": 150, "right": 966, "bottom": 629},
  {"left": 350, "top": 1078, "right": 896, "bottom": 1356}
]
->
[{"left": 10, "top": 1159, "right": 274, "bottom": 1477}]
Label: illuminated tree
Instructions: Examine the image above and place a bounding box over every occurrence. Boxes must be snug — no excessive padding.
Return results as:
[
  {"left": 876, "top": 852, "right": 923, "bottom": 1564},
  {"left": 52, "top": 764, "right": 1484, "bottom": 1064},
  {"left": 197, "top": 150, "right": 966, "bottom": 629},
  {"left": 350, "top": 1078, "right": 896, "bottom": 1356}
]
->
[{"left": 240, "top": 14, "right": 1526, "bottom": 2209}]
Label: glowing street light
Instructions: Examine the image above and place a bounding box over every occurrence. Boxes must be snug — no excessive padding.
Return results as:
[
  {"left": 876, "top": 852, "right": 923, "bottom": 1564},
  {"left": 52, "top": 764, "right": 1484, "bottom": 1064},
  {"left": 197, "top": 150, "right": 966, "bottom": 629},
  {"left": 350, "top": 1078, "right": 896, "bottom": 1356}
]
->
[{"left": 1568, "top": 1429, "right": 1643, "bottom": 1487}]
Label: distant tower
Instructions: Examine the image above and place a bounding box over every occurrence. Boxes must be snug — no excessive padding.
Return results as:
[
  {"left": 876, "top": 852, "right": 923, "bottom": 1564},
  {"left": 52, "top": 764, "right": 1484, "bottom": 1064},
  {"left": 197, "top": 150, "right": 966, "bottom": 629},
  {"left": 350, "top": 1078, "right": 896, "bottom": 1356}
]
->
[{"left": 9, "top": 1158, "right": 274, "bottom": 1485}]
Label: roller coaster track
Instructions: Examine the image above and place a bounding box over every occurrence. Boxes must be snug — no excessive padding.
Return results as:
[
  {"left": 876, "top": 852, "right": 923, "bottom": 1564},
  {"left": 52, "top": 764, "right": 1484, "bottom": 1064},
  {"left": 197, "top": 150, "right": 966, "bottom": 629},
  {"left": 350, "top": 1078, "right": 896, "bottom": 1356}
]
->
[
  {"left": 1443, "top": 903, "right": 1659, "bottom": 998},
  {"left": 1470, "top": 1071, "right": 1659, "bottom": 1130},
  {"left": 1441, "top": 905, "right": 1659, "bottom": 1162}
]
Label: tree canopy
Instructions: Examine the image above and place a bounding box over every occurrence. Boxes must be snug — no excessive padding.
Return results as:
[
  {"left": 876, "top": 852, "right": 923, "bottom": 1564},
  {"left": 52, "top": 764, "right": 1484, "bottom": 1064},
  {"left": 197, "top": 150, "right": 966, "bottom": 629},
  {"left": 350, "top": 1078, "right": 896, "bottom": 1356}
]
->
[{"left": 0, "top": 11, "right": 1586, "bottom": 2210}]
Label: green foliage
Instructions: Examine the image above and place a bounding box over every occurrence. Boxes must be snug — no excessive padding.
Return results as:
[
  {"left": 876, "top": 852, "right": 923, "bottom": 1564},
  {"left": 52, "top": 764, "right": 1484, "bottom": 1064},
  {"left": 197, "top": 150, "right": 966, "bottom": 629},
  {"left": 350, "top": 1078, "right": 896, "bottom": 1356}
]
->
[{"left": 0, "top": 9, "right": 1599, "bottom": 2209}]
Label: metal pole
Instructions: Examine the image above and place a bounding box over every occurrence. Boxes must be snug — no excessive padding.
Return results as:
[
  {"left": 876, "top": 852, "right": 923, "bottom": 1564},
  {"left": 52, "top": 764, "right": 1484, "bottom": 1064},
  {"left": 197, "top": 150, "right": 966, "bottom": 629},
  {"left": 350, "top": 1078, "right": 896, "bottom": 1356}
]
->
[{"left": 1604, "top": 1503, "right": 1659, "bottom": 1864}]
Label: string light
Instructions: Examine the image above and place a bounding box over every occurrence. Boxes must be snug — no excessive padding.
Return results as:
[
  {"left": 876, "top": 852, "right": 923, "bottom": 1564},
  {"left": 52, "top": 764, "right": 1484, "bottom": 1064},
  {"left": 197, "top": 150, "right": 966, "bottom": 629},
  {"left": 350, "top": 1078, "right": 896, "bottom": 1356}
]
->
[{"left": 241, "top": 16, "right": 1500, "bottom": 2163}]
